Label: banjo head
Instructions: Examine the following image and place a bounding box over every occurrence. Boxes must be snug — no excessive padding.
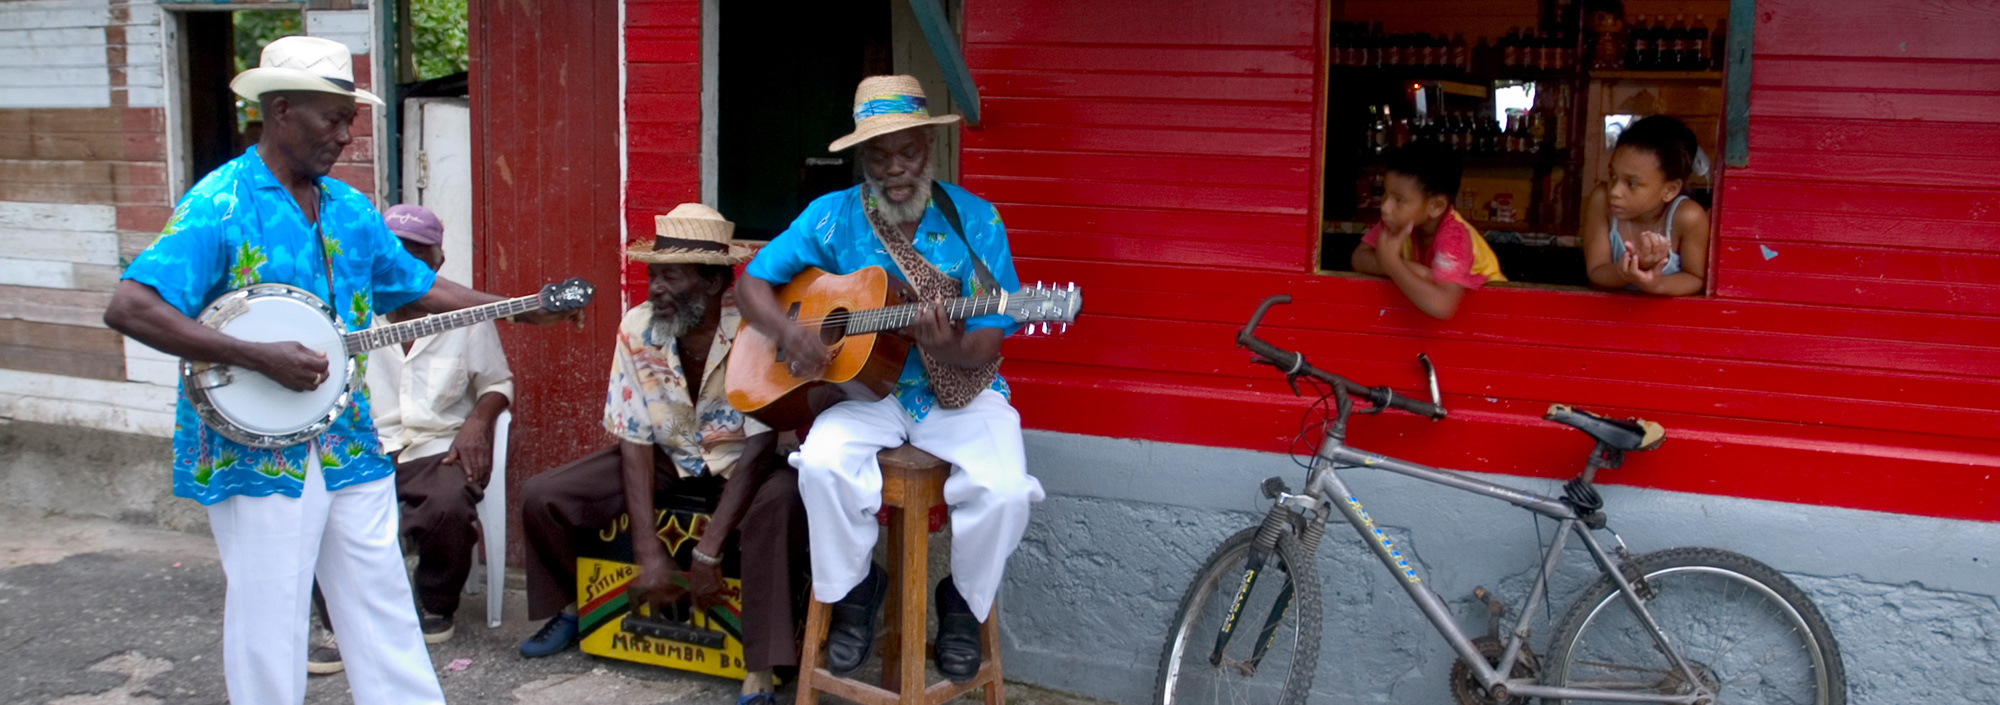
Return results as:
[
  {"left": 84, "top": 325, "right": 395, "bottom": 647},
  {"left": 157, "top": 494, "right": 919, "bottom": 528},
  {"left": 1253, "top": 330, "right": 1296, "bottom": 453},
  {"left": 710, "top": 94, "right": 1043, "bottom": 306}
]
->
[{"left": 184, "top": 284, "right": 355, "bottom": 449}]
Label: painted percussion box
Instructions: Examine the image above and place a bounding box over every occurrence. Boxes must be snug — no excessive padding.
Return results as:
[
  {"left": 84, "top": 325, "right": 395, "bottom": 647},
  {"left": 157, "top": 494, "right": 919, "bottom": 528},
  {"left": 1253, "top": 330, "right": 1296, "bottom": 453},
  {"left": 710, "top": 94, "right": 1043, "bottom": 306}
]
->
[{"left": 575, "top": 491, "right": 751, "bottom": 680}]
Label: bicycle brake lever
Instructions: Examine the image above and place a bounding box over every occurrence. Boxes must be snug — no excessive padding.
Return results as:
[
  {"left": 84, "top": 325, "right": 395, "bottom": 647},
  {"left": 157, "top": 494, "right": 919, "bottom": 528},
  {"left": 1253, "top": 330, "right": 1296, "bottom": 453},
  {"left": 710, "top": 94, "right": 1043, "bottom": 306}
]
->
[{"left": 1284, "top": 374, "right": 1304, "bottom": 397}]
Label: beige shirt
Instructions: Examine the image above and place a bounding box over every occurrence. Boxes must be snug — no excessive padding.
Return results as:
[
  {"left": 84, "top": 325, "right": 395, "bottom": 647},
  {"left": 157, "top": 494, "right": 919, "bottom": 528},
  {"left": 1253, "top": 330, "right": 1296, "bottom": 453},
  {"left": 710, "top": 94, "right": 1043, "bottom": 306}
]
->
[
  {"left": 364, "top": 320, "right": 515, "bottom": 463},
  {"left": 603, "top": 302, "right": 770, "bottom": 479}
]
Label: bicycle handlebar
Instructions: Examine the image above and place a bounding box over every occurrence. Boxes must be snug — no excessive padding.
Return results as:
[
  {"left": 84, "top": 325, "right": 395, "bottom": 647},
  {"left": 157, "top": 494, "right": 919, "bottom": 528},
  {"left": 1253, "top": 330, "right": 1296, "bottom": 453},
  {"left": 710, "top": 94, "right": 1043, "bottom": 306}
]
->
[{"left": 1237, "top": 295, "right": 1448, "bottom": 420}]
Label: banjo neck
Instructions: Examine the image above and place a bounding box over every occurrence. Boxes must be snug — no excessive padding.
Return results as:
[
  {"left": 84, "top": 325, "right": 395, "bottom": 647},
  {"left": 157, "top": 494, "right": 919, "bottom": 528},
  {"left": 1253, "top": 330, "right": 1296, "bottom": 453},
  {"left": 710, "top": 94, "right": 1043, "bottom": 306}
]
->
[{"left": 343, "top": 295, "right": 543, "bottom": 352}]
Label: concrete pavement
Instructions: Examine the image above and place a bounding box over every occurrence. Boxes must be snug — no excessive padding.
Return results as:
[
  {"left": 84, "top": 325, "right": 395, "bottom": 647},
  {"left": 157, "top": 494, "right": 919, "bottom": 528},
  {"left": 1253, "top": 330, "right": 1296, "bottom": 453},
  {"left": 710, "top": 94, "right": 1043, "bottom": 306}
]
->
[{"left": 0, "top": 506, "right": 1111, "bottom": 705}]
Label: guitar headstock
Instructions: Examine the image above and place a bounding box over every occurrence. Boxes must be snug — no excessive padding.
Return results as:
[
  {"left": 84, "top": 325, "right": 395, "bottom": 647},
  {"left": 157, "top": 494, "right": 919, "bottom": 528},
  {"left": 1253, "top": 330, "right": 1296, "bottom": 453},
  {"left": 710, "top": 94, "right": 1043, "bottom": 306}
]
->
[
  {"left": 1004, "top": 281, "right": 1083, "bottom": 335},
  {"left": 540, "top": 277, "right": 596, "bottom": 312}
]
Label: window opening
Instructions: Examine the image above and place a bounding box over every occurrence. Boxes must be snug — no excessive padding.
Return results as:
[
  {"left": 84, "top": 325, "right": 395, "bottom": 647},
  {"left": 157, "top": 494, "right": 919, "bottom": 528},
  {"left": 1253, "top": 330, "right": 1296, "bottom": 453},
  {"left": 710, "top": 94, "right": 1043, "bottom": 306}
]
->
[{"left": 1319, "top": 0, "right": 1728, "bottom": 291}]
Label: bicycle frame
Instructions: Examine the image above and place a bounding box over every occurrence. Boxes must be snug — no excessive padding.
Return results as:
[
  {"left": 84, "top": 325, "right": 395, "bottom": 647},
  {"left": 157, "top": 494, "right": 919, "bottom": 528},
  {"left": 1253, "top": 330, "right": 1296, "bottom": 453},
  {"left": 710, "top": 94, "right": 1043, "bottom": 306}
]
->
[{"left": 1293, "top": 433, "right": 1716, "bottom": 704}]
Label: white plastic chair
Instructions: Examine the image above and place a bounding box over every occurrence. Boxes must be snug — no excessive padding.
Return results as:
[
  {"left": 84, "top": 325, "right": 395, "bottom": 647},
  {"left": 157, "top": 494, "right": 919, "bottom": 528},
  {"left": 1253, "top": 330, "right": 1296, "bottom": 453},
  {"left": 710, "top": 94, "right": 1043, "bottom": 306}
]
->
[{"left": 467, "top": 409, "right": 510, "bottom": 628}]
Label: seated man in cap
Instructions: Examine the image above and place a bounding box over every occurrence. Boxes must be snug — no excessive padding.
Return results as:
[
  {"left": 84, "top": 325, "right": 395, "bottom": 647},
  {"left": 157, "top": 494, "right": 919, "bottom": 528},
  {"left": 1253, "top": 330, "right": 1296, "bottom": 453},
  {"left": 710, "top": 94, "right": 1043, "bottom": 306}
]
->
[
  {"left": 736, "top": 75, "right": 1044, "bottom": 683},
  {"left": 517, "top": 204, "right": 808, "bottom": 705},
  {"left": 305, "top": 204, "right": 514, "bottom": 674}
]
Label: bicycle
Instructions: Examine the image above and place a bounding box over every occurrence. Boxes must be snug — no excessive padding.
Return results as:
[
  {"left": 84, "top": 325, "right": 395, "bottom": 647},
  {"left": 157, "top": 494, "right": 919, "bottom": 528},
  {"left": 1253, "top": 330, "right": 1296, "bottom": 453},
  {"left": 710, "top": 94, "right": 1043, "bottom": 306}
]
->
[{"left": 1154, "top": 295, "right": 1844, "bottom": 705}]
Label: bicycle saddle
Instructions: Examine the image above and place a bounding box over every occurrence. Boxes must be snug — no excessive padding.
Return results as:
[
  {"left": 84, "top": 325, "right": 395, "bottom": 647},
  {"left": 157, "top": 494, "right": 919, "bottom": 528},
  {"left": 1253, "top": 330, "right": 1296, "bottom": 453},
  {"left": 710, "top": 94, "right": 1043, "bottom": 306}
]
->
[{"left": 1544, "top": 404, "right": 1665, "bottom": 452}]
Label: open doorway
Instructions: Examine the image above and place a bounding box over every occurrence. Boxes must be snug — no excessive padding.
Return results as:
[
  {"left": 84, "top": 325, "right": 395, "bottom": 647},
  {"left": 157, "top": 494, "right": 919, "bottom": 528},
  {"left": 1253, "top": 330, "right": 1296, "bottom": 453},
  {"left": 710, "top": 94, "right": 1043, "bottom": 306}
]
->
[
  {"left": 715, "top": 1, "right": 892, "bottom": 241},
  {"left": 168, "top": 7, "right": 304, "bottom": 197}
]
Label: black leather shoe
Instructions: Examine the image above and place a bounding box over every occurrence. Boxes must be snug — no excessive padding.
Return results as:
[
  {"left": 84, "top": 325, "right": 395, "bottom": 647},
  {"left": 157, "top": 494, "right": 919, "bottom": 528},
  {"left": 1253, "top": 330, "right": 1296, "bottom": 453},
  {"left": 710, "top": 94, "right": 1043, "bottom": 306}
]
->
[
  {"left": 824, "top": 564, "right": 886, "bottom": 675},
  {"left": 933, "top": 576, "right": 982, "bottom": 683}
]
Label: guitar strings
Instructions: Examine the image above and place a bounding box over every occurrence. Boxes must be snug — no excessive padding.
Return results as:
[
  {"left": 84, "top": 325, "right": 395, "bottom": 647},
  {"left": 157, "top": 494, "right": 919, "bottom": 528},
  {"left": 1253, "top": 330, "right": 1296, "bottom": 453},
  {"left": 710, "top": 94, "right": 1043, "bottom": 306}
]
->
[{"left": 783, "top": 295, "right": 1006, "bottom": 329}]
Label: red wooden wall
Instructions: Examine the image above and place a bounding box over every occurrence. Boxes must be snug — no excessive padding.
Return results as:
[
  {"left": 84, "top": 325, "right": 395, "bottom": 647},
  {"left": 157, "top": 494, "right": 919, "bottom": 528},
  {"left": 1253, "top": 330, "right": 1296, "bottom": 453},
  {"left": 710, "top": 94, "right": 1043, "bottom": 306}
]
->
[
  {"left": 470, "top": 0, "right": 627, "bottom": 559},
  {"left": 961, "top": 0, "right": 2000, "bottom": 521},
  {"left": 624, "top": 0, "right": 705, "bottom": 306}
]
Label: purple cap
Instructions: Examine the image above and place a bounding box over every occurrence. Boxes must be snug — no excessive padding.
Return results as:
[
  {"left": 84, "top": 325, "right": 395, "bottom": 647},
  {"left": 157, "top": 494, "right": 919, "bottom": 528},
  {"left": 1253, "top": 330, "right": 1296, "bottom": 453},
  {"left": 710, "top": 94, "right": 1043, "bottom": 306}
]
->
[{"left": 383, "top": 204, "right": 444, "bottom": 246}]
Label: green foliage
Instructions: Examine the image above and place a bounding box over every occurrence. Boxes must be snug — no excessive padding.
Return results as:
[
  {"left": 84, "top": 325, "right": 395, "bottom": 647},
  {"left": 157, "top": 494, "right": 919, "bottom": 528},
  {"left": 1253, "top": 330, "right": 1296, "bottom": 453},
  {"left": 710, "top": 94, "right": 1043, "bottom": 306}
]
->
[
  {"left": 411, "top": 0, "right": 470, "bottom": 81},
  {"left": 233, "top": 10, "right": 304, "bottom": 75}
]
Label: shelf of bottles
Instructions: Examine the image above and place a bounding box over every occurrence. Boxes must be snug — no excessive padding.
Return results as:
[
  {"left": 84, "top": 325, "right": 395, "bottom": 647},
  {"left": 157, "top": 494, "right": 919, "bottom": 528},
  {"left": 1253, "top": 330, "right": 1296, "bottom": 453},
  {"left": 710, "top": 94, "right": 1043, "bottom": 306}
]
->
[
  {"left": 1330, "top": 22, "right": 1580, "bottom": 77},
  {"left": 1603, "top": 14, "right": 1721, "bottom": 73},
  {"left": 1362, "top": 105, "right": 1566, "bottom": 164}
]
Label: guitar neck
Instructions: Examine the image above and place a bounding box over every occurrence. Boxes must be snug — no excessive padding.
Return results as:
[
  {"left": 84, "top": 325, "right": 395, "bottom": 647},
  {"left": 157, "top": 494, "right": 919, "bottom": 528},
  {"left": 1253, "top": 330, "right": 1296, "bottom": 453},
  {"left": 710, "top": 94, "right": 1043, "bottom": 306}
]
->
[
  {"left": 844, "top": 294, "right": 1008, "bottom": 335},
  {"left": 342, "top": 295, "right": 542, "bottom": 352}
]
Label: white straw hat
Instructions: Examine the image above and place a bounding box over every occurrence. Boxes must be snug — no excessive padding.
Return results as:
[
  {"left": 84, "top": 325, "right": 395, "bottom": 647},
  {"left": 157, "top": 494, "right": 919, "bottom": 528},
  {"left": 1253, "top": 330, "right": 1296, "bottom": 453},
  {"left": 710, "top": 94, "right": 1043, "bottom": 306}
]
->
[
  {"left": 230, "top": 36, "right": 384, "bottom": 106},
  {"left": 628, "top": 203, "right": 754, "bottom": 265},
  {"left": 828, "top": 75, "right": 960, "bottom": 152}
]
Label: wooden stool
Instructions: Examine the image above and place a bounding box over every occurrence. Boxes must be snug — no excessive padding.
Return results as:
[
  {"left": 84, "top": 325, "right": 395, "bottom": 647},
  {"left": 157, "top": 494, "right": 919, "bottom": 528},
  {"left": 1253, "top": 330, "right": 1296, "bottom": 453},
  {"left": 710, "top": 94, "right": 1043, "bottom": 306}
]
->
[{"left": 796, "top": 444, "right": 1003, "bottom": 705}]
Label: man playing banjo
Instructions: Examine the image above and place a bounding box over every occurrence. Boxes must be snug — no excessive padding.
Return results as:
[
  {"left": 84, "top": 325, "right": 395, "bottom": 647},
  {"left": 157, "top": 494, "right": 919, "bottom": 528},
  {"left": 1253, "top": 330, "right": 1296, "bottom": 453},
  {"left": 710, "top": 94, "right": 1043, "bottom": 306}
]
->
[{"left": 103, "top": 37, "right": 575, "bottom": 704}]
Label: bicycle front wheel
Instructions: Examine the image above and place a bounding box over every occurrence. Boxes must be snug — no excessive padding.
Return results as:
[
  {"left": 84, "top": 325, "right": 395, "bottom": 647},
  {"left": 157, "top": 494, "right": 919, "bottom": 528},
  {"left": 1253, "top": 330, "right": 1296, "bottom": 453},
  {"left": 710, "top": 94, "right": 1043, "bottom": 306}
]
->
[
  {"left": 1545, "top": 547, "right": 1845, "bottom": 705},
  {"left": 1155, "top": 525, "right": 1321, "bottom": 705}
]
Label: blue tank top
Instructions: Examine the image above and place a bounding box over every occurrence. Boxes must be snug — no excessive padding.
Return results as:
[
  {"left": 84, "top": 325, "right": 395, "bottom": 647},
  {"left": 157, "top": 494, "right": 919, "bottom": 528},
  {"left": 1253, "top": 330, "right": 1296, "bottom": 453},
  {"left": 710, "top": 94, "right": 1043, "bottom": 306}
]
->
[{"left": 1608, "top": 197, "right": 1687, "bottom": 276}]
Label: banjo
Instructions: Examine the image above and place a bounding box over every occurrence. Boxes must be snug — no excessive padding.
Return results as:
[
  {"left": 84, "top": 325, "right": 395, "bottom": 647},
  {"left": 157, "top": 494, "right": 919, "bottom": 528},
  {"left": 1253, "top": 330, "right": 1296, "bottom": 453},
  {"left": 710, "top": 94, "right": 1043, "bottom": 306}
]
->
[{"left": 183, "top": 278, "right": 593, "bottom": 448}]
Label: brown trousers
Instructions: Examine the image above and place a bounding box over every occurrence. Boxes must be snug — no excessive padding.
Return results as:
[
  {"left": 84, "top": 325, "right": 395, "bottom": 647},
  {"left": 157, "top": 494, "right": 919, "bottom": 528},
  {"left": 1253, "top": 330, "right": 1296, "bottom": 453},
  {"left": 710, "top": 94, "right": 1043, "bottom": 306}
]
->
[
  {"left": 313, "top": 451, "right": 483, "bottom": 628},
  {"left": 520, "top": 443, "right": 810, "bottom": 671}
]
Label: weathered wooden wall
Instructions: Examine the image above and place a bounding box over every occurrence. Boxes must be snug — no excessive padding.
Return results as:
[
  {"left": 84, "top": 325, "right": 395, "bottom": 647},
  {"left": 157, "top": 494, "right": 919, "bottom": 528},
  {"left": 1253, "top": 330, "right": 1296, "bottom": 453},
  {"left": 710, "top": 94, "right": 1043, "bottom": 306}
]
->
[
  {"left": 469, "top": 0, "right": 628, "bottom": 559},
  {"left": 961, "top": 0, "right": 2000, "bottom": 521}
]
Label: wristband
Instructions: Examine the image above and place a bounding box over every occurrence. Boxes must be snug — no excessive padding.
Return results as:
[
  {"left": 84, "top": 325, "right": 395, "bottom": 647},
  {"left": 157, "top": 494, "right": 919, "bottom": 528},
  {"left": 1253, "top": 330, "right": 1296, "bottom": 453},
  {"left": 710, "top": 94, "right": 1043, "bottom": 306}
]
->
[{"left": 690, "top": 547, "right": 724, "bottom": 567}]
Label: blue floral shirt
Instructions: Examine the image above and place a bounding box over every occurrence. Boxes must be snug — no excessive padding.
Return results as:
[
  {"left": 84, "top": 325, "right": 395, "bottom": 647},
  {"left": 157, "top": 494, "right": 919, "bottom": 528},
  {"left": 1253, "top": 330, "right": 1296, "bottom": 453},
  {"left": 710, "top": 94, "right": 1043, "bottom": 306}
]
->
[
  {"left": 745, "top": 182, "right": 1020, "bottom": 422},
  {"left": 122, "top": 147, "right": 437, "bottom": 505}
]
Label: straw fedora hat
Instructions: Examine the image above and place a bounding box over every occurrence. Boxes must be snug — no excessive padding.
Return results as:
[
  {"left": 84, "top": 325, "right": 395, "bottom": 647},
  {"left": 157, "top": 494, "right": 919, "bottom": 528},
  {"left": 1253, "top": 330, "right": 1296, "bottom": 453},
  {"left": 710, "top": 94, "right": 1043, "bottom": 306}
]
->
[
  {"left": 828, "top": 75, "right": 960, "bottom": 152},
  {"left": 628, "top": 203, "right": 754, "bottom": 265},
  {"left": 230, "top": 36, "right": 384, "bottom": 106}
]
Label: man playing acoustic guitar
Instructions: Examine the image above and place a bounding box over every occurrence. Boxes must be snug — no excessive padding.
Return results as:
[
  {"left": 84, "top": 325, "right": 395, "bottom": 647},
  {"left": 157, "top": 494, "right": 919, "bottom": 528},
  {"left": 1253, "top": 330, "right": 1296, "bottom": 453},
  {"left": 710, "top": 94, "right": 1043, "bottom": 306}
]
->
[
  {"left": 736, "top": 75, "right": 1045, "bottom": 683},
  {"left": 102, "top": 38, "right": 577, "bottom": 705}
]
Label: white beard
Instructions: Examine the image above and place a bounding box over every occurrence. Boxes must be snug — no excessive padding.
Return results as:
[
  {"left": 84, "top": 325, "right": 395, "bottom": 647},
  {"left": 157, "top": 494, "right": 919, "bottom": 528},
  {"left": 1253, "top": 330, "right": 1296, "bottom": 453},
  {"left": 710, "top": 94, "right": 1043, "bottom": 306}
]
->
[
  {"left": 865, "top": 161, "right": 935, "bottom": 226},
  {"left": 649, "top": 292, "right": 707, "bottom": 341}
]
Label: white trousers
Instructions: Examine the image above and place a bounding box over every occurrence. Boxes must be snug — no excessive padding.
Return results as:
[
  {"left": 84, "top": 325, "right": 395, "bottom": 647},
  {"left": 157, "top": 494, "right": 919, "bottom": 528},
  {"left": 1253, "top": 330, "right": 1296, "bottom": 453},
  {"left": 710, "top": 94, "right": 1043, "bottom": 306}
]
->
[
  {"left": 792, "top": 390, "right": 1044, "bottom": 621},
  {"left": 206, "top": 454, "right": 443, "bottom": 705}
]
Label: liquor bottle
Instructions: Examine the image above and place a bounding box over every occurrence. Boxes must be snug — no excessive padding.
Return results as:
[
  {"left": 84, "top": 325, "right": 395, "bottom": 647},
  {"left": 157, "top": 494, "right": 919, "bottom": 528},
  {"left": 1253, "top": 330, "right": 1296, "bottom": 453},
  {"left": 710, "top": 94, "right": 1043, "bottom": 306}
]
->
[
  {"left": 1371, "top": 105, "right": 1390, "bottom": 154},
  {"left": 1668, "top": 15, "right": 1689, "bottom": 70},
  {"left": 1691, "top": 15, "right": 1711, "bottom": 71},
  {"left": 1503, "top": 27, "right": 1521, "bottom": 68},
  {"left": 1369, "top": 22, "right": 1385, "bottom": 67},
  {"left": 1625, "top": 15, "right": 1646, "bottom": 69},
  {"left": 1452, "top": 34, "right": 1470, "bottom": 73},
  {"left": 1528, "top": 111, "right": 1548, "bottom": 153}
]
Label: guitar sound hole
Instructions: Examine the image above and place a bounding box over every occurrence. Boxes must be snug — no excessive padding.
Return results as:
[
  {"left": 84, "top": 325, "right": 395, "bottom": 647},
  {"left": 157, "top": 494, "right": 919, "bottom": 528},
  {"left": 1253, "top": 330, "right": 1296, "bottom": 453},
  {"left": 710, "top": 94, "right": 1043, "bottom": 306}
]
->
[{"left": 820, "top": 308, "right": 849, "bottom": 345}]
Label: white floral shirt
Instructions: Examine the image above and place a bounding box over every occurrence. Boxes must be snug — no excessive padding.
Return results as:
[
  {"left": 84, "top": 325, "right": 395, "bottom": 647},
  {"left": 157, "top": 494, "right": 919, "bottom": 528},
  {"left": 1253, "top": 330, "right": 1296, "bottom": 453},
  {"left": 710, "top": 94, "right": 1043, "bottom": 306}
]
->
[{"left": 604, "top": 302, "right": 770, "bottom": 479}]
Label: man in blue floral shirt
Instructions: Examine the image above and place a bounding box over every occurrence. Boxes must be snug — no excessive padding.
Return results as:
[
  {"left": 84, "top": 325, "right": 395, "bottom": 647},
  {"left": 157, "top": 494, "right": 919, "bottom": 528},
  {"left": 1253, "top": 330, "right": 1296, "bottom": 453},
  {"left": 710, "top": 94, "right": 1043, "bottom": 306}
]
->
[
  {"left": 104, "top": 37, "right": 573, "bottom": 705},
  {"left": 738, "top": 75, "right": 1044, "bottom": 684}
]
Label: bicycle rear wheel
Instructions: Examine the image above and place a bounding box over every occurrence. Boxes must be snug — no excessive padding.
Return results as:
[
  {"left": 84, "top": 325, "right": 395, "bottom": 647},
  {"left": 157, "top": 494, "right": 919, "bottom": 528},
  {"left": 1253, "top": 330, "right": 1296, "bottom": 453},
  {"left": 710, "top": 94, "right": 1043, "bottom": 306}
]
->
[
  {"left": 1544, "top": 547, "right": 1845, "bottom": 705},
  {"left": 1155, "top": 525, "right": 1321, "bottom": 705}
]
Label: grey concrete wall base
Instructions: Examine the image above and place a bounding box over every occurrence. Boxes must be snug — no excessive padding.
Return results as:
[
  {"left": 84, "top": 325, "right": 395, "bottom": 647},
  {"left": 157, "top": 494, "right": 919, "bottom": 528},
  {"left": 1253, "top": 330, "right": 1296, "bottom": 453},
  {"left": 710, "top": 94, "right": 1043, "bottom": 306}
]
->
[
  {"left": 999, "top": 430, "right": 2000, "bottom": 705},
  {"left": 0, "top": 420, "right": 206, "bottom": 534}
]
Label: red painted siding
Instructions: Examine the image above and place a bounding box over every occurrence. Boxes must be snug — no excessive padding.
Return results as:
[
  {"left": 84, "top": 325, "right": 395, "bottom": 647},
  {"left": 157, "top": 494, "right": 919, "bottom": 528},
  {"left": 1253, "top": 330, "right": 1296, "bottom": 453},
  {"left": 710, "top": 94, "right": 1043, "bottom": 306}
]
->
[
  {"left": 623, "top": 0, "right": 704, "bottom": 307},
  {"left": 961, "top": 0, "right": 2000, "bottom": 521},
  {"left": 471, "top": 0, "right": 627, "bottom": 561}
]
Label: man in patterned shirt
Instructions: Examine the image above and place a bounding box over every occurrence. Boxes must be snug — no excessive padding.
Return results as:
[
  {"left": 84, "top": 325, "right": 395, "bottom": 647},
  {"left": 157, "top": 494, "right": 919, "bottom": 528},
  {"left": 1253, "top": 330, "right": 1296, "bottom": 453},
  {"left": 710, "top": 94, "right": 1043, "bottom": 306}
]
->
[
  {"left": 102, "top": 37, "right": 574, "bottom": 704},
  {"left": 516, "top": 204, "right": 807, "bottom": 705},
  {"left": 737, "top": 75, "right": 1044, "bottom": 684}
]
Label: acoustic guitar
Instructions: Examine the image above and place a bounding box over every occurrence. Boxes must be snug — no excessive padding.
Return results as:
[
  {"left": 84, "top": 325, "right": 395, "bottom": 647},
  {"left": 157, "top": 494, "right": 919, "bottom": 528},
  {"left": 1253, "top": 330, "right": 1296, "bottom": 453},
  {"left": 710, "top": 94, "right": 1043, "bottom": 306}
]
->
[{"left": 725, "top": 266, "right": 1082, "bottom": 429}]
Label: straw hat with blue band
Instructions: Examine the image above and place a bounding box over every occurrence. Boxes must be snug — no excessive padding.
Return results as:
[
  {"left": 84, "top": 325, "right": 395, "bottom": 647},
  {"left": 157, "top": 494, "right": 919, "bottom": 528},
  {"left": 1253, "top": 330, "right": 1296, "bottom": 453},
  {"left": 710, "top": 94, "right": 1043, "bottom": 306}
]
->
[
  {"left": 828, "top": 75, "right": 961, "bottom": 153},
  {"left": 230, "top": 36, "right": 383, "bottom": 107}
]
